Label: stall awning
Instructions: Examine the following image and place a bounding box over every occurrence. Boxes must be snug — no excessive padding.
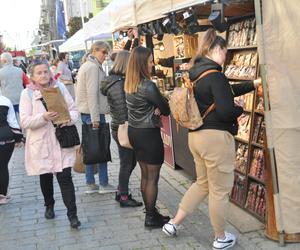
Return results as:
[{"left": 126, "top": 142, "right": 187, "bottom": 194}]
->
[
  {"left": 110, "top": 0, "right": 136, "bottom": 32},
  {"left": 59, "top": 29, "right": 86, "bottom": 52},
  {"left": 83, "top": 2, "right": 113, "bottom": 41}
]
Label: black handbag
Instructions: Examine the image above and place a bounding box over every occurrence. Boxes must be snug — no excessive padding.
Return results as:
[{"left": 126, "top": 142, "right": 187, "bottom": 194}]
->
[
  {"left": 40, "top": 98, "right": 80, "bottom": 148},
  {"left": 55, "top": 125, "right": 80, "bottom": 148},
  {"left": 81, "top": 123, "right": 111, "bottom": 164}
]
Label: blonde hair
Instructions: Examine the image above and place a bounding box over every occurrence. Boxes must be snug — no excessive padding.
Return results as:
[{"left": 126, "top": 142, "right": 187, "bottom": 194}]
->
[
  {"left": 124, "top": 47, "right": 152, "bottom": 94},
  {"left": 192, "top": 28, "right": 226, "bottom": 64},
  {"left": 111, "top": 50, "right": 130, "bottom": 75},
  {"left": 90, "top": 41, "right": 110, "bottom": 54}
]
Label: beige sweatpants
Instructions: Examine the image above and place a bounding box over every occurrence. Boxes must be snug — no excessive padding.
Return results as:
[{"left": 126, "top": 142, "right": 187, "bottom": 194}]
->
[{"left": 179, "top": 129, "right": 235, "bottom": 233}]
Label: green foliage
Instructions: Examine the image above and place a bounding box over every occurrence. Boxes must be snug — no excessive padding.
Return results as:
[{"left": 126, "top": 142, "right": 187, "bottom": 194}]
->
[{"left": 66, "top": 15, "right": 91, "bottom": 38}]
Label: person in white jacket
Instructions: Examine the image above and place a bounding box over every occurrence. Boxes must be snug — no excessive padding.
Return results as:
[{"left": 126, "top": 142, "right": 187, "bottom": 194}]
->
[{"left": 0, "top": 94, "right": 21, "bottom": 205}]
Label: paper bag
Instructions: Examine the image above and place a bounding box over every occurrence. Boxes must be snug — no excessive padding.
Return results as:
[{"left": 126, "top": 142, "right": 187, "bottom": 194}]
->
[{"left": 41, "top": 87, "right": 71, "bottom": 125}]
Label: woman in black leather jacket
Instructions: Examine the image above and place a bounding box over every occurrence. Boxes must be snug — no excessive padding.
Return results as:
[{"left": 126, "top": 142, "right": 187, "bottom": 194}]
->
[
  {"left": 125, "top": 46, "right": 170, "bottom": 228},
  {"left": 101, "top": 50, "right": 142, "bottom": 208}
]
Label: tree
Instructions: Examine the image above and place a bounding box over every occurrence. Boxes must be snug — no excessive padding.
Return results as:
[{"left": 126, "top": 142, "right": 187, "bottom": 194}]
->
[{"left": 66, "top": 13, "right": 93, "bottom": 38}]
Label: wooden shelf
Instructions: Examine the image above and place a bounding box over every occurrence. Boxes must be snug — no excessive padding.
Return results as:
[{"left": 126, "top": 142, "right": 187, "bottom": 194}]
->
[
  {"left": 234, "top": 168, "right": 246, "bottom": 176},
  {"left": 235, "top": 136, "right": 249, "bottom": 144},
  {"left": 227, "top": 45, "right": 257, "bottom": 50},
  {"left": 226, "top": 76, "right": 256, "bottom": 81},
  {"left": 251, "top": 141, "right": 264, "bottom": 148},
  {"left": 174, "top": 57, "right": 191, "bottom": 64},
  {"left": 254, "top": 109, "right": 264, "bottom": 115},
  {"left": 244, "top": 108, "right": 252, "bottom": 113},
  {"left": 248, "top": 174, "right": 265, "bottom": 185},
  {"left": 230, "top": 196, "right": 244, "bottom": 208}
]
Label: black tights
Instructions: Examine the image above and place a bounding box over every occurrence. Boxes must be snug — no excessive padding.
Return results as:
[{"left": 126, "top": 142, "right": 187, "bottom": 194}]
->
[
  {"left": 139, "top": 161, "right": 161, "bottom": 213},
  {"left": 0, "top": 143, "right": 15, "bottom": 196}
]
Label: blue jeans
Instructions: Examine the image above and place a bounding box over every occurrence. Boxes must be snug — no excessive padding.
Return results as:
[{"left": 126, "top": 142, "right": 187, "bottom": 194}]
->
[{"left": 81, "top": 114, "right": 108, "bottom": 186}]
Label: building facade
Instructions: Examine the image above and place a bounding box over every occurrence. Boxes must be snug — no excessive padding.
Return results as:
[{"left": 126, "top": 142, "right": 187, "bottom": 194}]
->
[
  {"left": 63, "top": 0, "right": 93, "bottom": 24},
  {"left": 39, "top": 0, "right": 59, "bottom": 42}
]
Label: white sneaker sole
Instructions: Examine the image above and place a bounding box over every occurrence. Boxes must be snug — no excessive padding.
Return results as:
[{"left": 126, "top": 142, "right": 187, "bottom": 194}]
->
[
  {"left": 162, "top": 226, "right": 176, "bottom": 237},
  {"left": 212, "top": 238, "right": 236, "bottom": 250}
]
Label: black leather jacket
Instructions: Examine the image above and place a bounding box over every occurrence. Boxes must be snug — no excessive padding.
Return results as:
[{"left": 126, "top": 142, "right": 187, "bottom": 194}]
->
[
  {"left": 126, "top": 80, "right": 170, "bottom": 128},
  {"left": 101, "top": 73, "right": 127, "bottom": 131}
]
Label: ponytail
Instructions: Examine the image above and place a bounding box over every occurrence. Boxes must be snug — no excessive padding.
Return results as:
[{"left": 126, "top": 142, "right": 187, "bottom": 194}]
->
[
  {"left": 199, "top": 28, "right": 218, "bottom": 57},
  {"left": 192, "top": 28, "right": 227, "bottom": 65}
]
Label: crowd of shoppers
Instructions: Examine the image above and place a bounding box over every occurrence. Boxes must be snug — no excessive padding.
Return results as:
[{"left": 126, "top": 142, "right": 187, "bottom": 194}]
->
[{"left": 0, "top": 28, "right": 261, "bottom": 250}]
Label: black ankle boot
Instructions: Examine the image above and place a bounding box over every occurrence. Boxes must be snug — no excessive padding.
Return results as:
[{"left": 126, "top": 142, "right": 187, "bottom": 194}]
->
[
  {"left": 69, "top": 216, "right": 81, "bottom": 229},
  {"left": 144, "top": 210, "right": 170, "bottom": 228},
  {"left": 45, "top": 205, "right": 55, "bottom": 219},
  {"left": 154, "top": 208, "right": 170, "bottom": 224},
  {"left": 120, "top": 195, "right": 143, "bottom": 207}
]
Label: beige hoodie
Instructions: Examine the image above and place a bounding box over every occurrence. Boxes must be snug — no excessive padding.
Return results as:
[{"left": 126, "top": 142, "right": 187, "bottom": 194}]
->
[{"left": 76, "top": 55, "right": 109, "bottom": 122}]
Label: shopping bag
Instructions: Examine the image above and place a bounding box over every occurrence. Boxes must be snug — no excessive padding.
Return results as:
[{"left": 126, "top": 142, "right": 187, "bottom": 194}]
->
[
  {"left": 117, "top": 122, "right": 133, "bottom": 149},
  {"left": 81, "top": 123, "right": 112, "bottom": 164},
  {"left": 73, "top": 145, "right": 98, "bottom": 174}
]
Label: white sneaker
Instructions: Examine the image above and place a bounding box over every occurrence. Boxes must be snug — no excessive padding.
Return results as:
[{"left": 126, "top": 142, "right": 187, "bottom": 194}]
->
[
  {"left": 85, "top": 184, "right": 99, "bottom": 194},
  {"left": 98, "top": 184, "right": 117, "bottom": 194},
  {"left": 213, "top": 231, "right": 236, "bottom": 250},
  {"left": 162, "top": 219, "right": 178, "bottom": 236}
]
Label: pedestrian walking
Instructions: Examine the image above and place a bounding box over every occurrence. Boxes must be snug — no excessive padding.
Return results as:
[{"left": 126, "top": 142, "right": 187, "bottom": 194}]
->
[
  {"left": 57, "top": 52, "right": 75, "bottom": 100},
  {"left": 19, "top": 62, "right": 81, "bottom": 229},
  {"left": 125, "top": 46, "right": 170, "bottom": 228},
  {"left": 162, "top": 29, "right": 261, "bottom": 250},
  {"left": 0, "top": 94, "right": 21, "bottom": 205},
  {"left": 76, "top": 41, "right": 116, "bottom": 194},
  {"left": 101, "top": 50, "right": 142, "bottom": 207},
  {"left": 0, "top": 52, "right": 24, "bottom": 115}
]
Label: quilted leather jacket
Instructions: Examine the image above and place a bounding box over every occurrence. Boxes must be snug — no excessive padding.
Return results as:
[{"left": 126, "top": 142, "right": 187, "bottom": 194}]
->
[
  {"left": 126, "top": 79, "right": 170, "bottom": 128},
  {"left": 101, "top": 73, "right": 127, "bottom": 131}
]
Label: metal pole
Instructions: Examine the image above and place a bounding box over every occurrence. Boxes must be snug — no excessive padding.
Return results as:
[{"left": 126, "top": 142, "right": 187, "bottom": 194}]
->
[{"left": 254, "top": 0, "right": 285, "bottom": 246}]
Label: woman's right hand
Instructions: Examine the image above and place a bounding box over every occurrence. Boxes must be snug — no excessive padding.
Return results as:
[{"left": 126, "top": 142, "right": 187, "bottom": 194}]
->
[{"left": 43, "top": 111, "right": 59, "bottom": 121}]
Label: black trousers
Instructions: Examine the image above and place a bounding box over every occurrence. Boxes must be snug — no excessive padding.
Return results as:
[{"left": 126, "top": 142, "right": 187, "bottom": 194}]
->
[
  {"left": 0, "top": 143, "right": 15, "bottom": 196},
  {"left": 39, "top": 167, "right": 77, "bottom": 218},
  {"left": 112, "top": 129, "right": 137, "bottom": 195}
]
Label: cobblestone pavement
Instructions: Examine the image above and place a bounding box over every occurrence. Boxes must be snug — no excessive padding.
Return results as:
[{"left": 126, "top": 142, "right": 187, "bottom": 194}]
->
[{"left": 0, "top": 138, "right": 299, "bottom": 250}]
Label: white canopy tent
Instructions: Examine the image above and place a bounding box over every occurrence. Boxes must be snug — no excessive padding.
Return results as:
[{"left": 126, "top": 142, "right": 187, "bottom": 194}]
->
[
  {"left": 83, "top": 2, "right": 112, "bottom": 41},
  {"left": 59, "top": 29, "right": 86, "bottom": 52},
  {"left": 135, "top": 0, "right": 208, "bottom": 25}
]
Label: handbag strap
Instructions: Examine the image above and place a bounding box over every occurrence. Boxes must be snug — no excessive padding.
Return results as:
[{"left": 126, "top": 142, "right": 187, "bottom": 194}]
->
[
  {"left": 191, "top": 69, "right": 220, "bottom": 119},
  {"left": 40, "top": 98, "right": 58, "bottom": 128}
]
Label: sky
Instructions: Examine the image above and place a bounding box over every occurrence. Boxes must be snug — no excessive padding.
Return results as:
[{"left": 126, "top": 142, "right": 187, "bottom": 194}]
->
[{"left": 0, "top": 0, "right": 41, "bottom": 50}]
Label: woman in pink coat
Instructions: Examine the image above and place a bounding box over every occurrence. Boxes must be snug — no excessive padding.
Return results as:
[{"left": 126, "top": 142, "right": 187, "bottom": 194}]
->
[{"left": 19, "top": 62, "right": 81, "bottom": 229}]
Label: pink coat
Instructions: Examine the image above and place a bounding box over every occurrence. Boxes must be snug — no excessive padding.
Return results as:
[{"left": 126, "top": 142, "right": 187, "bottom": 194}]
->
[{"left": 19, "top": 83, "right": 79, "bottom": 176}]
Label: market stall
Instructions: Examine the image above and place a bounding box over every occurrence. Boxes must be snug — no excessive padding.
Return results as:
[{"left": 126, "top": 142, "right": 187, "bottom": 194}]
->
[
  {"left": 128, "top": 0, "right": 300, "bottom": 244},
  {"left": 83, "top": 0, "right": 300, "bottom": 243}
]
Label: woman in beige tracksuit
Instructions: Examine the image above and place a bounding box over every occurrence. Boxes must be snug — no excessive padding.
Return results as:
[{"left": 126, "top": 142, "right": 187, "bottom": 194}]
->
[{"left": 162, "top": 29, "right": 261, "bottom": 250}]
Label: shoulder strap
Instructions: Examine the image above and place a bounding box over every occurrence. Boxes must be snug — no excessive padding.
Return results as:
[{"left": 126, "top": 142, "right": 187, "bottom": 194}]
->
[
  {"left": 55, "top": 81, "right": 65, "bottom": 95},
  {"left": 191, "top": 69, "right": 220, "bottom": 85},
  {"left": 105, "top": 78, "right": 122, "bottom": 92},
  {"left": 192, "top": 69, "right": 220, "bottom": 119}
]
